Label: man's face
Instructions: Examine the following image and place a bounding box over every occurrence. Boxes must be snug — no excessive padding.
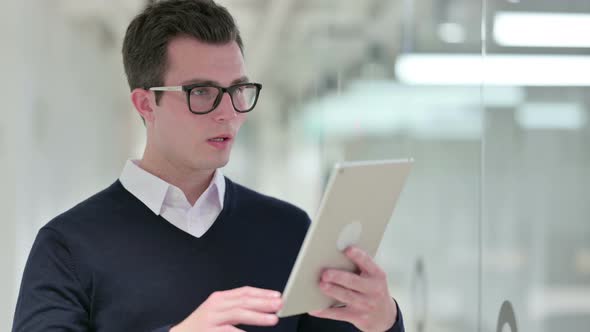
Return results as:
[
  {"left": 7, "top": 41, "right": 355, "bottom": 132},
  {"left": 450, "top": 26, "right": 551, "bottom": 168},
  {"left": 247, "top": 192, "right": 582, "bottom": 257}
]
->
[{"left": 149, "top": 37, "right": 248, "bottom": 172}]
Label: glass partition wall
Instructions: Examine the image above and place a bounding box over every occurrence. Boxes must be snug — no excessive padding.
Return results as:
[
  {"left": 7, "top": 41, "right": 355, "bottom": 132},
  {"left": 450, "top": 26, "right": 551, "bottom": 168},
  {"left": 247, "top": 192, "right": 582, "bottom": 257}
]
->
[{"left": 3, "top": 1, "right": 589, "bottom": 331}]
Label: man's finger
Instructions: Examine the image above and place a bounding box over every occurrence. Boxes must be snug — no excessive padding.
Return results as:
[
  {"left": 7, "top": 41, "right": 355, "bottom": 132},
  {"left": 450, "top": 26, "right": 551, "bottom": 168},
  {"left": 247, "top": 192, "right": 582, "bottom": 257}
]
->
[
  {"left": 344, "top": 246, "right": 385, "bottom": 278},
  {"left": 218, "top": 308, "right": 279, "bottom": 327},
  {"left": 321, "top": 269, "right": 374, "bottom": 294},
  {"left": 318, "top": 282, "right": 374, "bottom": 312},
  {"left": 216, "top": 326, "right": 245, "bottom": 332},
  {"left": 219, "top": 296, "right": 283, "bottom": 313},
  {"left": 227, "top": 286, "right": 281, "bottom": 299}
]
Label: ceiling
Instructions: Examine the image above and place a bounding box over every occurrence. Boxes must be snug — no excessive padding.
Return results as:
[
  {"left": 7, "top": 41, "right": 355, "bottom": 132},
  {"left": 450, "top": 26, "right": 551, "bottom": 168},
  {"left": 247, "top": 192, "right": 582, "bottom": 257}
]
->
[{"left": 55, "top": 0, "right": 590, "bottom": 111}]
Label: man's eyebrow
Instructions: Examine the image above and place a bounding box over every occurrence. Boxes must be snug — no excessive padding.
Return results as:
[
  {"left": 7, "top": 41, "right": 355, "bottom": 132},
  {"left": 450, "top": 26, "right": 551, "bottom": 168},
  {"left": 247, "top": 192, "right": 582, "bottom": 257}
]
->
[
  {"left": 180, "top": 76, "right": 250, "bottom": 86},
  {"left": 232, "top": 76, "right": 250, "bottom": 84}
]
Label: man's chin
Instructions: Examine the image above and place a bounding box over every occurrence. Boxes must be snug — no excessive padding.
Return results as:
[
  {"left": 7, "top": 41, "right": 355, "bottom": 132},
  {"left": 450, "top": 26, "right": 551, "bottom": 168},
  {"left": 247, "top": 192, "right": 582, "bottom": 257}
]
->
[
  {"left": 216, "top": 158, "right": 230, "bottom": 169},
  {"left": 199, "top": 155, "right": 230, "bottom": 170}
]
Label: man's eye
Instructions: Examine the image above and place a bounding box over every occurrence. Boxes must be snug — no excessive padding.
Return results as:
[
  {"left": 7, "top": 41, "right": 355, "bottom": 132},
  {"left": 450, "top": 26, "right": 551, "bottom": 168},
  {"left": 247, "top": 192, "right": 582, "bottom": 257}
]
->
[
  {"left": 236, "top": 85, "right": 253, "bottom": 93},
  {"left": 192, "top": 89, "right": 210, "bottom": 96}
]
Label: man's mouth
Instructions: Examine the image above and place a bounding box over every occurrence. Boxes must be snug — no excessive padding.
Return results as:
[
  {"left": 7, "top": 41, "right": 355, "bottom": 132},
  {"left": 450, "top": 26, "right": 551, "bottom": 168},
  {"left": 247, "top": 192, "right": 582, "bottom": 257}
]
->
[{"left": 208, "top": 137, "right": 229, "bottom": 142}]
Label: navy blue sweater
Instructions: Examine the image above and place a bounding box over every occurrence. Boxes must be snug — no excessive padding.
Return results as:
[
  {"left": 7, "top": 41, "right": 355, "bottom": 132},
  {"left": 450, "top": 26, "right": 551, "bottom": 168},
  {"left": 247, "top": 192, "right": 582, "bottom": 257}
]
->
[{"left": 13, "top": 178, "right": 404, "bottom": 331}]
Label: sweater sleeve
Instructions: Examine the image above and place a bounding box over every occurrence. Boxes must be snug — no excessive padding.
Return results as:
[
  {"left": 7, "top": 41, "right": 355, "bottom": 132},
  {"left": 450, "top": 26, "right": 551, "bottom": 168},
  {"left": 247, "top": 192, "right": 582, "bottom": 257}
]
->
[
  {"left": 296, "top": 300, "right": 405, "bottom": 332},
  {"left": 387, "top": 300, "right": 405, "bottom": 332},
  {"left": 12, "top": 227, "right": 91, "bottom": 331},
  {"left": 297, "top": 314, "right": 360, "bottom": 331}
]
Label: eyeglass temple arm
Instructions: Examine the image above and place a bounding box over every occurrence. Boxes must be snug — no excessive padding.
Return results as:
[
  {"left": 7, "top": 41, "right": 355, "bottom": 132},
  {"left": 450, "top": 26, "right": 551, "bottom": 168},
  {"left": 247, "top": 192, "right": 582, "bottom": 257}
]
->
[{"left": 149, "top": 86, "right": 183, "bottom": 92}]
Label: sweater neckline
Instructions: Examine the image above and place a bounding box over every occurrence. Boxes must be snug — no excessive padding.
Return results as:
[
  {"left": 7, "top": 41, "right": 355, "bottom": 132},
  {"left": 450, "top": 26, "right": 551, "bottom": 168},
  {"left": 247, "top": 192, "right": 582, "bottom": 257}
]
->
[{"left": 112, "top": 177, "right": 236, "bottom": 247}]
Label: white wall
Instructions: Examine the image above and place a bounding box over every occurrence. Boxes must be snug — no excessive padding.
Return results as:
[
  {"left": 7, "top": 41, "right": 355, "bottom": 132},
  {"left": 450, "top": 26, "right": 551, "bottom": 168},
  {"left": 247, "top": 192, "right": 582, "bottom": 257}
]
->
[{"left": 1, "top": 1, "right": 141, "bottom": 329}]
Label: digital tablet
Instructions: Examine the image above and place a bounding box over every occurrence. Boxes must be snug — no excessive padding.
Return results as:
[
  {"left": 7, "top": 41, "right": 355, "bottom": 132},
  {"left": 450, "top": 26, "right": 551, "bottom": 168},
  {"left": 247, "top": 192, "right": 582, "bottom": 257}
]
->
[{"left": 277, "top": 158, "right": 413, "bottom": 317}]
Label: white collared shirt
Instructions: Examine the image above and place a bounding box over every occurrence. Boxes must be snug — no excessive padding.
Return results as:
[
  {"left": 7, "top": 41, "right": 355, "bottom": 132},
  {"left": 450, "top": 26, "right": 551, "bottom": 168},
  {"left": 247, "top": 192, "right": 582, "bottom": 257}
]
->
[{"left": 119, "top": 159, "right": 225, "bottom": 238}]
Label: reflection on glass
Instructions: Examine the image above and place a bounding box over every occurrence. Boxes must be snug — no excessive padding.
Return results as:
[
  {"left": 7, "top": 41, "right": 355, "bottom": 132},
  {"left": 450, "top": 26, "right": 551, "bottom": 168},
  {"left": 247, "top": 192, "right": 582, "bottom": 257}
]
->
[
  {"left": 496, "top": 300, "right": 518, "bottom": 332},
  {"left": 411, "top": 258, "right": 428, "bottom": 332},
  {"left": 482, "top": 1, "right": 590, "bottom": 331}
]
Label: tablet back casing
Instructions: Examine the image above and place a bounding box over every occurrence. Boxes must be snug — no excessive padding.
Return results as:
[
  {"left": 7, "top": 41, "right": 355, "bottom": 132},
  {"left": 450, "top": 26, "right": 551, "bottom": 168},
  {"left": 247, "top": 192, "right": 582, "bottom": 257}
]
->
[{"left": 277, "top": 159, "right": 413, "bottom": 317}]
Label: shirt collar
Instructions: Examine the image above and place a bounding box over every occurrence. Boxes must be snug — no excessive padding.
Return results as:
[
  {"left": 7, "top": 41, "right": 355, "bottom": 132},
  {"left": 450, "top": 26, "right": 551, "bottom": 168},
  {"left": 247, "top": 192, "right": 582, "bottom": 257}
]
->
[
  {"left": 212, "top": 167, "right": 226, "bottom": 209},
  {"left": 119, "top": 159, "right": 225, "bottom": 215}
]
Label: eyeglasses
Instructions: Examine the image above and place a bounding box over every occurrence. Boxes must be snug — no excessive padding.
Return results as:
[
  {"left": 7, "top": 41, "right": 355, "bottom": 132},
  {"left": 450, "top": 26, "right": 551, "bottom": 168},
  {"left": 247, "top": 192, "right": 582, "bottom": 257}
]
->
[{"left": 149, "top": 82, "right": 262, "bottom": 115}]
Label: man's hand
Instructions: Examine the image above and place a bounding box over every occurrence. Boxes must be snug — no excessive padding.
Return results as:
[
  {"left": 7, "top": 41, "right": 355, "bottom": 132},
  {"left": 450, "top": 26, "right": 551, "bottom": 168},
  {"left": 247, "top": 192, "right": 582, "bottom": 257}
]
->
[
  {"left": 170, "top": 286, "right": 283, "bottom": 332},
  {"left": 308, "top": 246, "right": 397, "bottom": 332}
]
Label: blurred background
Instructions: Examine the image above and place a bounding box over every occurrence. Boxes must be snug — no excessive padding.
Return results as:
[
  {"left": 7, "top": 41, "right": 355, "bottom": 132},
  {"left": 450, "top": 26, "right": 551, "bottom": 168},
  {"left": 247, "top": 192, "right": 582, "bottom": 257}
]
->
[{"left": 1, "top": 0, "right": 589, "bottom": 331}]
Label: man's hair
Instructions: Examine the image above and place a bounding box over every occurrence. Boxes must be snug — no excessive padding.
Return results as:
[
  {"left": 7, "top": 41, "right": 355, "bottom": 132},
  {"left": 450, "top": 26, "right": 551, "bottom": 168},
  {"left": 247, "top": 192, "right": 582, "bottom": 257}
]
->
[{"left": 122, "top": 0, "right": 243, "bottom": 102}]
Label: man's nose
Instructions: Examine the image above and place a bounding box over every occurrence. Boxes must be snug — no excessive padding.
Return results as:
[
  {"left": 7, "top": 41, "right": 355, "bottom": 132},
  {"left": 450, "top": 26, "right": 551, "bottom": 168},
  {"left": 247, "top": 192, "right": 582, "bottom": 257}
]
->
[{"left": 213, "top": 92, "right": 237, "bottom": 121}]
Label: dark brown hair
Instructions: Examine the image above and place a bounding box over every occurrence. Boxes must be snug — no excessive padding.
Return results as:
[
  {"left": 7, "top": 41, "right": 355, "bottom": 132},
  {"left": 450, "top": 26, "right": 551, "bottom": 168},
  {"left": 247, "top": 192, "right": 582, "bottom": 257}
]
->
[{"left": 122, "top": 0, "right": 244, "bottom": 103}]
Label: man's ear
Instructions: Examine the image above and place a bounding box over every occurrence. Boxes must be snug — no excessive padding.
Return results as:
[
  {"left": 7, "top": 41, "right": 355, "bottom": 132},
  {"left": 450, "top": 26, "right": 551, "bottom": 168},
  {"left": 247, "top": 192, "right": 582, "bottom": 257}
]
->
[{"left": 130, "top": 88, "right": 156, "bottom": 124}]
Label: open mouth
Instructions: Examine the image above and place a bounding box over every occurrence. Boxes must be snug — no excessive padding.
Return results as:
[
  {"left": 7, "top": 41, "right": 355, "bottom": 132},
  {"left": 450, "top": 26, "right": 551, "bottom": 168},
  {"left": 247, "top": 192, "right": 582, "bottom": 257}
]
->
[{"left": 208, "top": 137, "right": 230, "bottom": 142}]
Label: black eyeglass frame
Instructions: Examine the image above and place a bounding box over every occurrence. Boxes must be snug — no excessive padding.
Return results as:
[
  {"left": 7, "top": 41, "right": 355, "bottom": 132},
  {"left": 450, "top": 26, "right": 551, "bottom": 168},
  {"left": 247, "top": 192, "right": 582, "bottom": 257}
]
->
[{"left": 149, "top": 82, "right": 262, "bottom": 115}]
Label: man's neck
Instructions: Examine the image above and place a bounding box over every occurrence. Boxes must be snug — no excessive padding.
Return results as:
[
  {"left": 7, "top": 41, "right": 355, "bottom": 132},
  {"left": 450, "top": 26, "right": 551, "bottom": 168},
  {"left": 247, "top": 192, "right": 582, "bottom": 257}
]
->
[{"left": 138, "top": 154, "right": 215, "bottom": 206}]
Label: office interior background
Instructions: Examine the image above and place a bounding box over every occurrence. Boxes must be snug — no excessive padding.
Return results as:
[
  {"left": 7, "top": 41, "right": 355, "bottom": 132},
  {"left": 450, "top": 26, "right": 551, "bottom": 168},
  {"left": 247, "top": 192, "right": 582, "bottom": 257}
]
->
[{"left": 1, "top": 0, "right": 589, "bottom": 331}]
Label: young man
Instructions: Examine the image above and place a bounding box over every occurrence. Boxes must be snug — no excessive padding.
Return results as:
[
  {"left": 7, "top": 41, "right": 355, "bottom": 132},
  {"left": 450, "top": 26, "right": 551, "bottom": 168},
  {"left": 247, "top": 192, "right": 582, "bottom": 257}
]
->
[{"left": 13, "top": 1, "right": 405, "bottom": 331}]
